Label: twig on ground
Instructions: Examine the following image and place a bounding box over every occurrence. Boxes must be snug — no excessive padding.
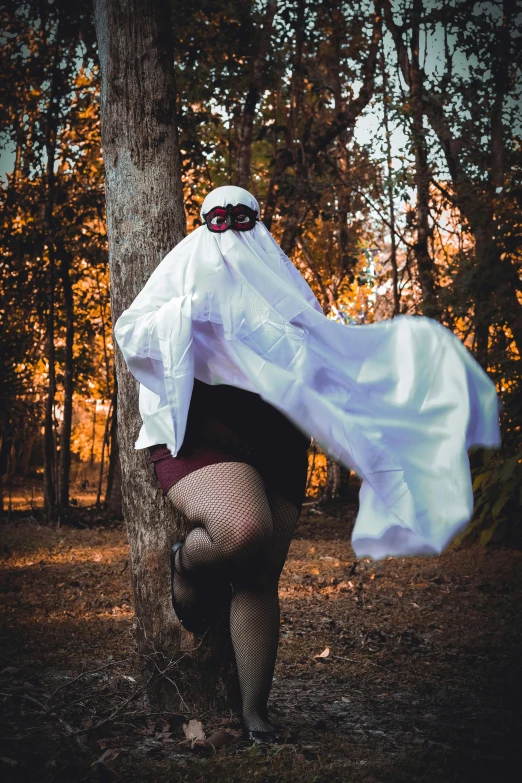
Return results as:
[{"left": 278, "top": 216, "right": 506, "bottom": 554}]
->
[
  {"left": 0, "top": 691, "right": 78, "bottom": 736},
  {"left": 47, "top": 658, "right": 131, "bottom": 704},
  {"left": 83, "top": 674, "right": 155, "bottom": 732}
]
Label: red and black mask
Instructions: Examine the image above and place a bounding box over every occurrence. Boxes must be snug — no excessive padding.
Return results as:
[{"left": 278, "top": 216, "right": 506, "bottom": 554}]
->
[{"left": 203, "top": 203, "right": 258, "bottom": 233}]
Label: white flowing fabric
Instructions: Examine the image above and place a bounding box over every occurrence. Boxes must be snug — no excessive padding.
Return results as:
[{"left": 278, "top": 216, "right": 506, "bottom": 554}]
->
[{"left": 115, "top": 186, "right": 501, "bottom": 560}]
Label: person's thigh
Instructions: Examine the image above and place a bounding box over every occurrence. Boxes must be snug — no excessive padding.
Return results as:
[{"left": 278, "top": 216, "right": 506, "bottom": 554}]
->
[
  {"left": 264, "top": 491, "right": 301, "bottom": 577},
  {"left": 167, "top": 461, "right": 273, "bottom": 558}
]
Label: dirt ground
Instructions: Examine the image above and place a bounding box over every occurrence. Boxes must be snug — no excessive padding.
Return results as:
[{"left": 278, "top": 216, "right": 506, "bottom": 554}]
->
[{"left": 1, "top": 506, "right": 521, "bottom": 783}]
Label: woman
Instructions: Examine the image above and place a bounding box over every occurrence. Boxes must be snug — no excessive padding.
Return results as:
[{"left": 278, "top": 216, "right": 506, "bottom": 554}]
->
[
  {"left": 115, "top": 185, "right": 500, "bottom": 743},
  {"left": 152, "top": 378, "right": 309, "bottom": 743}
]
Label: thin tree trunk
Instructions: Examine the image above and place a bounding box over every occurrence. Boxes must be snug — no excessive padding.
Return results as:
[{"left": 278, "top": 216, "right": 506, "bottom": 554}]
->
[
  {"left": 43, "top": 247, "right": 57, "bottom": 515},
  {"left": 235, "top": 0, "right": 277, "bottom": 189},
  {"left": 106, "top": 430, "right": 122, "bottom": 517},
  {"left": 89, "top": 400, "right": 97, "bottom": 469},
  {"left": 324, "top": 459, "right": 341, "bottom": 501},
  {"left": 323, "top": 460, "right": 352, "bottom": 502},
  {"left": 42, "top": 28, "right": 62, "bottom": 517},
  {"left": 105, "top": 386, "right": 118, "bottom": 506},
  {"left": 381, "top": 50, "right": 400, "bottom": 316},
  {"left": 0, "top": 415, "right": 13, "bottom": 516},
  {"left": 94, "top": 0, "right": 238, "bottom": 713},
  {"left": 97, "top": 397, "right": 112, "bottom": 506},
  {"left": 410, "top": 0, "right": 439, "bottom": 319},
  {"left": 58, "top": 250, "right": 74, "bottom": 508}
]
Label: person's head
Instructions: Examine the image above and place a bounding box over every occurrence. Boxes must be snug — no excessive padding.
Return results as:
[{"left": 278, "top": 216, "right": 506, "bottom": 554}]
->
[{"left": 200, "top": 186, "right": 260, "bottom": 234}]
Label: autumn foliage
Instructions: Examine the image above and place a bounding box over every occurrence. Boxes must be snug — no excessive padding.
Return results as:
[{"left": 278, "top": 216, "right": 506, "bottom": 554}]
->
[{"left": 1, "top": 0, "right": 521, "bottom": 539}]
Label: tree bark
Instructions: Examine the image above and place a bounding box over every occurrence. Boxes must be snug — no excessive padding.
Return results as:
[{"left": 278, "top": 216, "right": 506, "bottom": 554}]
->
[{"left": 94, "top": 0, "right": 238, "bottom": 712}]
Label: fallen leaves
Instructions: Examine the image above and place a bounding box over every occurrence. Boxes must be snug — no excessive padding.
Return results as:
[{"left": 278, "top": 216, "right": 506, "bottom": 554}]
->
[
  {"left": 193, "top": 728, "right": 239, "bottom": 754},
  {"left": 314, "top": 647, "right": 330, "bottom": 660},
  {"left": 182, "top": 719, "right": 241, "bottom": 753},
  {"left": 93, "top": 748, "right": 119, "bottom": 773},
  {"left": 183, "top": 718, "right": 205, "bottom": 741},
  {"left": 1, "top": 518, "right": 521, "bottom": 780}
]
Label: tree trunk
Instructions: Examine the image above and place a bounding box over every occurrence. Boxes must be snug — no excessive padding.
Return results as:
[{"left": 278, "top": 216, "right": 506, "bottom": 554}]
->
[
  {"left": 58, "top": 250, "right": 74, "bottom": 508},
  {"left": 43, "top": 249, "right": 57, "bottom": 515},
  {"left": 94, "top": 0, "right": 238, "bottom": 713},
  {"left": 0, "top": 414, "right": 13, "bottom": 516},
  {"left": 323, "top": 459, "right": 352, "bottom": 503},
  {"left": 105, "top": 387, "right": 120, "bottom": 511},
  {"left": 410, "top": 0, "right": 439, "bottom": 320},
  {"left": 381, "top": 50, "right": 400, "bottom": 315},
  {"left": 89, "top": 400, "right": 97, "bottom": 469},
  {"left": 106, "top": 439, "right": 122, "bottom": 517},
  {"left": 97, "top": 397, "right": 112, "bottom": 506},
  {"left": 42, "top": 23, "right": 62, "bottom": 517},
  {"left": 235, "top": 0, "right": 277, "bottom": 189}
]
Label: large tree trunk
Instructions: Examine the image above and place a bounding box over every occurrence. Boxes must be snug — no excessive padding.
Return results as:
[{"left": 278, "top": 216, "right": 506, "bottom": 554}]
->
[{"left": 95, "top": 0, "right": 238, "bottom": 712}]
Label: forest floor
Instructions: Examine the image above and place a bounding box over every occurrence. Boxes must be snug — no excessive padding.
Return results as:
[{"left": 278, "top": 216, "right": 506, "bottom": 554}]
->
[{"left": 1, "top": 505, "right": 521, "bottom": 783}]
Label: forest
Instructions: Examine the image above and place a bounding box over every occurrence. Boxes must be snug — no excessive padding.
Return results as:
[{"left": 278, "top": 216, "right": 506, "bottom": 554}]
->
[{"left": 1, "top": 0, "right": 521, "bottom": 781}]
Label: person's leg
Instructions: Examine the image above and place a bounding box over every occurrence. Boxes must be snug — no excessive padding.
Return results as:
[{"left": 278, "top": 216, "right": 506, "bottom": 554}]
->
[
  {"left": 167, "top": 462, "right": 273, "bottom": 571},
  {"left": 168, "top": 466, "right": 301, "bottom": 737},
  {"left": 230, "top": 492, "right": 300, "bottom": 735},
  {"left": 167, "top": 461, "right": 273, "bottom": 617}
]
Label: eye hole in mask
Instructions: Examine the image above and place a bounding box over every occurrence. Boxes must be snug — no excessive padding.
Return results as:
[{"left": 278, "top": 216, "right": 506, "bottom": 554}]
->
[{"left": 204, "top": 203, "right": 258, "bottom": 233}]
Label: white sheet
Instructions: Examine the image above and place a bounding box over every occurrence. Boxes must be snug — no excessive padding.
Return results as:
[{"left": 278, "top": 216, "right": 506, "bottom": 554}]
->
[{"left": 114, "top": 186, "right": 501, "bottom": 559}]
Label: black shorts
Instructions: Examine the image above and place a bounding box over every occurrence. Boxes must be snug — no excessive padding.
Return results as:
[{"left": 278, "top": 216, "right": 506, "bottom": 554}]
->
[{"left": 149, "top": 381, "right": 310, "bottom": 510}]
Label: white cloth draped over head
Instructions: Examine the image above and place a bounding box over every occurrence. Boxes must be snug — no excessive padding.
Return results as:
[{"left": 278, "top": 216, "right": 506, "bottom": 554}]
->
[{"left": 115, "top": 185, "right": 501, "bottom": 560}]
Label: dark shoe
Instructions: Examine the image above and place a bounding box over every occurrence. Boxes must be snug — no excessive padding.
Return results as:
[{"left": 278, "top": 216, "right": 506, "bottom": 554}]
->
[
  {"left": 170, "top": 543, "right": 231, "bottom": 634},
  {"left": 170, "top": 542, "right": 210, "bottom": 634},
  {"left": 240, "top": 718, "right": 286, "bottom": 745}
]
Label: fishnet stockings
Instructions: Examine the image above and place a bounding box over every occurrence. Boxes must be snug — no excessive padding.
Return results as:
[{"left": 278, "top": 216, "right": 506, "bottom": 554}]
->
[{"left": 167, "top": 462, "right": 300, "bottom": 733}]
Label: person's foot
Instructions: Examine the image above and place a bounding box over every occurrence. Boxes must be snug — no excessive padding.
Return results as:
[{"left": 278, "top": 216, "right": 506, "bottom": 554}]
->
[
  {"left": 170, "top": 542, "right": 210, "bottom": 633},
  {"left": 241, "top": 714, "right": 285, "bottom": 744},
  {"left": 170, "top": 543, "right": 230, "bottom": 634}
]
